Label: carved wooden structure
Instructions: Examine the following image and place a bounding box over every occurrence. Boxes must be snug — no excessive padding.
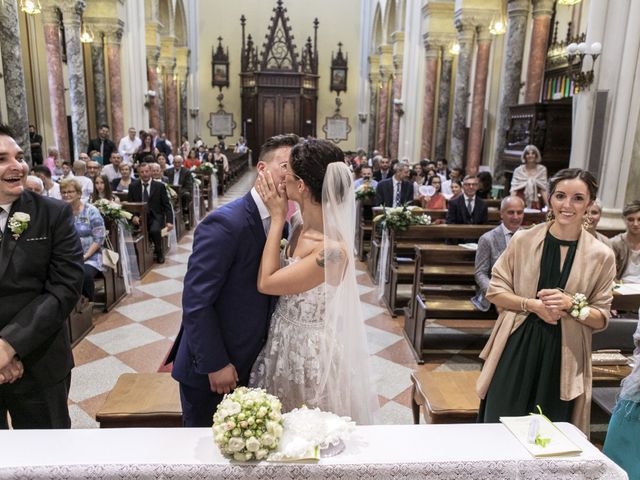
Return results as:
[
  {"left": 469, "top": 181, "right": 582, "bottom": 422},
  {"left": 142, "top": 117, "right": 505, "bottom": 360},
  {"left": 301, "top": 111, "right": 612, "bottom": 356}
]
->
[{"left": 240, "top": 1, "right": 319, "bottom": 155}]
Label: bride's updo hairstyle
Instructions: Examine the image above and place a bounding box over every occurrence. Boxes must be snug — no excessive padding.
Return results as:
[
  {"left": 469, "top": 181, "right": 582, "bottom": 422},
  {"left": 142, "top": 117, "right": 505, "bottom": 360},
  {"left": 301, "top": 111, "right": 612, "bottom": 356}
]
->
[
  {"left": 290, "top": 138, "right": 345, "bottom": 203},
  {"left": 548, "top": 168, "right": 598, "bottom": 201}
]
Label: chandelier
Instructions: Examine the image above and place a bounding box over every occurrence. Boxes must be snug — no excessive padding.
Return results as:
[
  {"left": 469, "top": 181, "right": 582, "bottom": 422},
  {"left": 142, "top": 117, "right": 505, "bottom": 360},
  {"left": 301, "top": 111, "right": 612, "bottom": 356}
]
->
[{"left": 20, "top": 0, "right": 41, "bottom": 15}]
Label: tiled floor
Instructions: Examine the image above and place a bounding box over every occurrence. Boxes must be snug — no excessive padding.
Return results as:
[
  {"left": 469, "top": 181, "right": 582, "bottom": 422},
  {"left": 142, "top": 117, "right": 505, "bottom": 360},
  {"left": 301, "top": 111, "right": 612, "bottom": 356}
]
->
[{"left": 70, "top": 169, "right": 481, "bottom": 427}]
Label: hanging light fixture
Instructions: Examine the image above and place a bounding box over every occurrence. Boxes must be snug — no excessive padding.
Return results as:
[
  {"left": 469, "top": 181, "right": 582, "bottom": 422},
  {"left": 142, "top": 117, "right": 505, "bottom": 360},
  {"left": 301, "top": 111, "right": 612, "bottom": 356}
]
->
[
  {"left": 80, "top": 22, "right": 94, "bottom": 43},
  {"left": 489, "top": 16, "right": 507, "bottom": 36},
  {"left": 20, "top": 0, "right": 42, "bottom": 15},
  {"left": 557, "top": 0, "right": 581, "bottom": 5},
  {"left": 449, "top": 42, "right": 461, "bottom": 56}
]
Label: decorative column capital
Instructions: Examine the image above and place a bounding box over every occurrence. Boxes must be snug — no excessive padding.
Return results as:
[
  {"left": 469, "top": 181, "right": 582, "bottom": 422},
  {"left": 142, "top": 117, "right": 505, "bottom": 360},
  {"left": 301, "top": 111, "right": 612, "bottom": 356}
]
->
[
  {"left": 532, "top": 0, "right": 555, "bottom": 17},
  {"left": 368, "top": 54, "right": 381, "bottom": 84},
  {"left": 103, "top": 22, "right": 124, "bottom": 46},
  {"left": 507, "top": 0, "right": 531, "bottom": 18},
  {"left": 476, "top": 25, "right": 494, "bottom": 43},
  {"left": 60, "top": 0, "right": 86, "bottom": 17},
  {"left": 42, "top": 6, "right": 61, "bottom": 25}
]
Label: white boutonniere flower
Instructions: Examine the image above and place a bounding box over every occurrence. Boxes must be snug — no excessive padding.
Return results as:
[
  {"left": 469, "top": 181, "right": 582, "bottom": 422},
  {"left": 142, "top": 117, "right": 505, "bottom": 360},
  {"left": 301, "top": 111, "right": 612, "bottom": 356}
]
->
[{"left": 8, "top": 212, "right": 30, "bottom": 240}]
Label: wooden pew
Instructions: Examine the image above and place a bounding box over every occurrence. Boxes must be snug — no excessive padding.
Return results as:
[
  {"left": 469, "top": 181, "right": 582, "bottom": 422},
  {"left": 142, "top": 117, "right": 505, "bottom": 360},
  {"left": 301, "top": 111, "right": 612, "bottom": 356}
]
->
[
  {"left": 382, "top": 224, "right": 493, "bottom": 315},
  {"left": 194, "top": 172, "right": 214, "bottom": 212},
  {"left": 170, "top": 185, "right": 186, "bottom": 241},
  {"left": 356, "top": 198, "right": 375, "bottom": 261},
  {"left": 68, "top": 297, "right": 93, "bottom": 347},
  {"left": 97, "top": 219, "right": 128, "bottom": 312},
  {"left": 121, "top": 202, "right": 154, "bottom": 278},
  {"left": 217, "top": 151, "right": 249, "bottom": 195}
]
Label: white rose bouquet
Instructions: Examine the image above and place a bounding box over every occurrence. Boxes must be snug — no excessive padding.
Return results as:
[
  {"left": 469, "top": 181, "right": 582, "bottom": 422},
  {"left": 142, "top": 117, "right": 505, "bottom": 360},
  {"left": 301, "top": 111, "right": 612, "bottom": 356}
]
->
[
  {"left": 92, "top": 199, "right": 133, "bottom": 223},
  {"left": 212, "top": 387, "right": 284, "bottom": 461}
]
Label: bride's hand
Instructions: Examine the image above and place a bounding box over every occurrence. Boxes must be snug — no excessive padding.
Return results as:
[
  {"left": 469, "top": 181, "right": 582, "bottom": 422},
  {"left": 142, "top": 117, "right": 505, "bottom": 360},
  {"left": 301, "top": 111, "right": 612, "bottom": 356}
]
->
[{"left": 256, "top": 171, "right": 288, "bottom": 222}]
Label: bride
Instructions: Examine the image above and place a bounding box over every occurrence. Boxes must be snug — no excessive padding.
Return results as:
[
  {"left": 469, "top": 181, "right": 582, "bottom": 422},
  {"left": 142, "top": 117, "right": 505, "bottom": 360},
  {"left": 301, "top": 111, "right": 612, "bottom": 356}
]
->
[{"left": 249, "top": 139, "right": 378, "bottom": 424}]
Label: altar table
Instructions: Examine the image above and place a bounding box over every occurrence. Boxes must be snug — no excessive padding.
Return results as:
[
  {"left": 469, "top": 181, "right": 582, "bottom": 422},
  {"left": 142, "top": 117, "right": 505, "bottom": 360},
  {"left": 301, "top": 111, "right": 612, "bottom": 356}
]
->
[{"left": 0, "top": 423, "right": 627, "bottom": 479}]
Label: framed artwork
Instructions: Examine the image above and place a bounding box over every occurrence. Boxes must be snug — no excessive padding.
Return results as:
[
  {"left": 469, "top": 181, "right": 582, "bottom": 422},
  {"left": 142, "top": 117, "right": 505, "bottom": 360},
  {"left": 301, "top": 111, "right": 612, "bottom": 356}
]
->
[
  {"left": 330, "top": 42, "right": 348, "bottom": 95},
  {"left": 322, "top": 113, "right": 351, "bottom": 144},
  {"left": 211, "top": 37, "right": 230, "bottom": 89},
  {"left": 207, "top": 110, "right": 237, "bottom": 138}
]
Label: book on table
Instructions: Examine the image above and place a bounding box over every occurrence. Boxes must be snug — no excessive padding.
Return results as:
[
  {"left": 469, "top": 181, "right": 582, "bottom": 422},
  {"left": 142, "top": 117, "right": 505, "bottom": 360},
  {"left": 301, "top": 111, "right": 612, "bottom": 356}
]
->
[{"left": 500, "top": 414, "right": 583, "bottom": 457}]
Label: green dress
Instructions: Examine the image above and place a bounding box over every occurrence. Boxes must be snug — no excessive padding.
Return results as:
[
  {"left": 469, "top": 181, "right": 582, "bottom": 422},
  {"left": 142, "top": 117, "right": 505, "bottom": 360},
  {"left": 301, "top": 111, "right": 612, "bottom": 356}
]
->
[{"left": 478, "top": 232, "right": 578, "bottom": 423}]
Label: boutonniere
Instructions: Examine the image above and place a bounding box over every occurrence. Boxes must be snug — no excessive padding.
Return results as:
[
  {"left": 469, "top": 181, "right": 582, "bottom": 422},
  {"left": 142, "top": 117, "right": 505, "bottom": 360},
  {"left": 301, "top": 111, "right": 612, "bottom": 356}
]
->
[{"left": 8, "top": 212, "right": 30, "bottom": 240}]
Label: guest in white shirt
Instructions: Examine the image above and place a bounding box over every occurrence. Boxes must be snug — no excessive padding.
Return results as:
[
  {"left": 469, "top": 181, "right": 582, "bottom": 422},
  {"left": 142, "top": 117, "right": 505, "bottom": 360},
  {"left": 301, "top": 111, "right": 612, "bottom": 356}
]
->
[
  {"left": 441, "top": 167, "right": 463, "bottom": 200},
  {"left": 102, "top": 152, "right": 123, "bottom": 184},
  {"left": 32, "top": 165, "right": 61, "bottom": 199},
  {"left": 72, "top": 160, "right": 94, "bottom": 202},
  {"left": 118, "top": 127, "right": 142, "bottom": 165},
  {"left": 353, "top": 165, "right": 378, "bottom": 190},
  {"left": 25, "top": 175, "right": 44, "bottom": 194}
]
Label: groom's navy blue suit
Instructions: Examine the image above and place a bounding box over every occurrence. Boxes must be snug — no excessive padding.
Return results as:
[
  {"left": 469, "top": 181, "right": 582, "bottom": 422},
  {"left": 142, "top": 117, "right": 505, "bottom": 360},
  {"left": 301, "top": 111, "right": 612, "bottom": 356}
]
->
[{"left": 167, "top": 191, "right": 276, "bottom": 426}]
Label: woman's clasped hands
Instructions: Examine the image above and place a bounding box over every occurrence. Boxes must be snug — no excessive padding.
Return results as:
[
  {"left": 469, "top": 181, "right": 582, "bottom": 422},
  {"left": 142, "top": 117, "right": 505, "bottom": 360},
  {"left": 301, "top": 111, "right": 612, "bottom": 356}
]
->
[{"left": 533, "top": 288, "right": 573, "bottom": 325}]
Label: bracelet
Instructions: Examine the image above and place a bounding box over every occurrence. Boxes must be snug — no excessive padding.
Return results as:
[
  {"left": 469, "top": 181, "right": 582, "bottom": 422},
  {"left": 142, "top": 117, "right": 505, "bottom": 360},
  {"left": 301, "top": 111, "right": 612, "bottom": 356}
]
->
[
  {"left": 568, "top": 292, "right": 590, "bottom": 321},
  {"left": 520, "top": 297, "right": 530, "bottom": 314}
]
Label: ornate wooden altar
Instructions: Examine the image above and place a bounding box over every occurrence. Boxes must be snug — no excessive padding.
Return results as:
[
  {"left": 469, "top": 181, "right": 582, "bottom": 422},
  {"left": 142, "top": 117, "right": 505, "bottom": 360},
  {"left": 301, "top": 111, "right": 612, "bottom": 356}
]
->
[{"left": 239, "top": 1, "right": 318, "bottom": 157}]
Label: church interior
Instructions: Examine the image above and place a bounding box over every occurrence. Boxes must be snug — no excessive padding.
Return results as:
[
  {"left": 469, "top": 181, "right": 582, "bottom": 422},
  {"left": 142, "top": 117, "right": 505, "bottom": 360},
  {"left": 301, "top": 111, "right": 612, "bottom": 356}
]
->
[{"left": 1, "top": 0, "right": 639, "bottom": 477}]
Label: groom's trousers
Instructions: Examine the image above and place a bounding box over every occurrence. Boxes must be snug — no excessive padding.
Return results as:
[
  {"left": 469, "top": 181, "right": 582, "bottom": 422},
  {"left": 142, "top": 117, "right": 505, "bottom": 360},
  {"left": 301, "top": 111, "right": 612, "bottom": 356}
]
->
[{"left": 179, "top": 383, "right": 224, "bottom": 427}]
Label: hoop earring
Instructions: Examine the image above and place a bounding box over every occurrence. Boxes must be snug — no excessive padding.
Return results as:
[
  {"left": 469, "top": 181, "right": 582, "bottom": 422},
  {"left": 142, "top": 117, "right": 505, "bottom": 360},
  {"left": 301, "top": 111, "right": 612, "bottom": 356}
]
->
[
  {"left": 583, "top": 213, "right": 593, "bottom": 229},
  {"left": 546, "top": 211, "right": 555, "bottom": 222}
]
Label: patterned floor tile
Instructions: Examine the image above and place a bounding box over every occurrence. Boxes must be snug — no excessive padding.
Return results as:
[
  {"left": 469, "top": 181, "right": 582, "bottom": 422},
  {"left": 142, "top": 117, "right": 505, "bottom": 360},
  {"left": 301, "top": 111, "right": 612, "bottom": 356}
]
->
[
  {"left": 68, "top": 405, "right": 99, "bottom": 429},
  {"left": 115, "top": 298, "right": 181, "bottom": 322},
  {"left": 85, "top": 323, "right": 165, "bottom": 355},
  {"left": 72, "top": 340, "right": 110, "bottom": 368},
  {"left": 365, "top": 325, "right": 403, "bottom": 354},
  {"left": 166, "top": 252, "right": 192, "bottom": 264},
  {"left": 143, "top": 310, "right": 182, "bottom": 337},
  {"left": 369, "top": 356, "right": 414, "bottom": 400},
  {"left": 69, "top": 356, "right": 135, "bottom": 403},
  {"left": 376, "top": 401, "right": 414, "bottom": 425},
  {"left": 360, "top": 302, "right": 387, "bottom": 322},
  {"left": 77, "top": 391, "right": 110, "bottom": 424},
  {"left": 161, "top": 292, "right": 183, "bottom": 308},
  {"left": 135, "top": 279, "right": 185, "bottom": 297},
  {"left": 116, "top": 338, "right": 175, "bottom": 372},
  {"left": 153, "top": 263, "right": 189, "bottom": 279}
]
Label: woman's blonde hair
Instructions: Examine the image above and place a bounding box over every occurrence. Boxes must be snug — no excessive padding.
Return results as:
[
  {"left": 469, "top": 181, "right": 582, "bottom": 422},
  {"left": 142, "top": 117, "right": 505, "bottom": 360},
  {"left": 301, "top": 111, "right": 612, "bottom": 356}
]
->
[
  {"left": 59, "top": 178, "right": 82, "bottom": 194},
  {"left": 520, "top": 145, "right": 541, "bottom": 164}
]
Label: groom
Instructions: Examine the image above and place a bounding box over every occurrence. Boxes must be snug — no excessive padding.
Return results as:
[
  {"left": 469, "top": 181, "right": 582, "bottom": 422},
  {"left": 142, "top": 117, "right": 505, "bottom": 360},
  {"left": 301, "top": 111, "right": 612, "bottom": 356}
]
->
[{"left": 167, "top": 133, "right": 299, "bottom": 427}]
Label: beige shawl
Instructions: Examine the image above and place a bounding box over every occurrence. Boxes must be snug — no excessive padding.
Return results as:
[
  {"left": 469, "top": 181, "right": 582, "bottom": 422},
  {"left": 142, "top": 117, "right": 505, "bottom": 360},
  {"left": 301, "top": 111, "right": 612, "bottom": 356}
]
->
[
  {"left": 510, "top": 164, "right": 547, "bottom": 208},
  {"left": 476, "top": 222, "right": 616, "bottom": 434}
]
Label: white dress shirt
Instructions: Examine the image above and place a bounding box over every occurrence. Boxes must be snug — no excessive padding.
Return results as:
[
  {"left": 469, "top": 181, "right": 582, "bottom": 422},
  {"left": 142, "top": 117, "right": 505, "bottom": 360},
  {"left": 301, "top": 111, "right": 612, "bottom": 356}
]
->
[
  {"left": 464, "top": 195, "right": 476, "bottom": 213},
  {"left": 250, "top": 187, "right": 271, "bottom": 235},
  {"left": 75, "top": 176, "right": 94, "bottom": 202},
  {"left": 0, "top": 202, "right": 12, "bottom": 234},
  {"left": 501, "top": 223, "right": 517, "bottom": 245},
  {"left": 44, "top": 182, "right": 61, "bottom": 200},
  {"left": 118, "top": 136, "right": 142, "bottom": 165},
  {"left": 102, "top": 164, "right": 121, "bottom": 183}
]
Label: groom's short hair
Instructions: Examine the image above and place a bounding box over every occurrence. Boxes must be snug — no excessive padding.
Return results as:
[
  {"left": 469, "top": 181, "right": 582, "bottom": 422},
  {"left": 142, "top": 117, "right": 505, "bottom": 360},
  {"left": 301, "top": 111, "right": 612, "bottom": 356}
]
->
[{"left": 258, "top": 134, "right": 300, "bottom": 163}]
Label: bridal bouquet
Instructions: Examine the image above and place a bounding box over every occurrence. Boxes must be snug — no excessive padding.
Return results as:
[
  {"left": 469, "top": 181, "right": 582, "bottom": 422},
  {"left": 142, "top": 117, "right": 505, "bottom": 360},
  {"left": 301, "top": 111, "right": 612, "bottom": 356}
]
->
[
  {"left": 92, "top": 199, "right": 133, "bottom": 223},
  {"left": 212, "top": 387, "right": 284, "bottom": 461},
  {"left": 373, "top": 204, "right": 431, "bottom": 231}
]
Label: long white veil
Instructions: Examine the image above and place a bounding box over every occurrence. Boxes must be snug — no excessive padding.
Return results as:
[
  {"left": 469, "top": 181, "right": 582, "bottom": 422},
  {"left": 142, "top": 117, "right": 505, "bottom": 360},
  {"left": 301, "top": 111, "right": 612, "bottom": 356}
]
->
[{"left": 318, "top": 162, "right": 379, "bottom": 424}]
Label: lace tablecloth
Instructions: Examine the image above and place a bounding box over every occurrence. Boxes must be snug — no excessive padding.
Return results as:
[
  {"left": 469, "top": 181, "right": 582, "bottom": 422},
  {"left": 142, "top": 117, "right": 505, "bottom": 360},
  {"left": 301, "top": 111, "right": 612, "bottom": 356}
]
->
[{"left": 0, "top": 424, "right": 627, "bottom": 480}]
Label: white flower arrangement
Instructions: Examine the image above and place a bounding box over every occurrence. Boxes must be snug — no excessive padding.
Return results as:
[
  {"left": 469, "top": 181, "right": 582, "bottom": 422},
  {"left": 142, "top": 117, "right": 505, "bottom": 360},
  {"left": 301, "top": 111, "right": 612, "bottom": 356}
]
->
[
  {"left": 372, "top": 205, "right": 431, "bottom": 231},
  {"left": 8, "top": 212, "right": 30, "bottom": 240},
  {"left": 212, "top": 387, "right": 284, "bottom": 461},
  {"left": 92, "top": 199, "right": 133, "bottom": 223},
  {"left": 569, "top": 292, "right": 590, "bottom": 321}
]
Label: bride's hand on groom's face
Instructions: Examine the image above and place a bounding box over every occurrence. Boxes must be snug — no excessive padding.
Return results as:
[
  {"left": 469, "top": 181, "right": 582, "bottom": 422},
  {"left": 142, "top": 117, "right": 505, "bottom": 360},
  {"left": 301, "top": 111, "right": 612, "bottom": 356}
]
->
[{"left": 256, "top": 171, "right": 288, "bottom": 221}]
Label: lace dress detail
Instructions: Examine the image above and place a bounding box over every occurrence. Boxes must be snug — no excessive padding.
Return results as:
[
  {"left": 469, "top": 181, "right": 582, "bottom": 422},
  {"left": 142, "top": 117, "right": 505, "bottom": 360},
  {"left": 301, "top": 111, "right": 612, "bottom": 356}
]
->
[{"left": 250, "top": 254, "right": 339, "bottom": 414}]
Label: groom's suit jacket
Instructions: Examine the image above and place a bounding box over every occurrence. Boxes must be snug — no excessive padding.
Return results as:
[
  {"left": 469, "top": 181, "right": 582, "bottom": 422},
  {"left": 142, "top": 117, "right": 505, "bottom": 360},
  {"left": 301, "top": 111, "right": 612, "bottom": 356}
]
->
[
  {"left": 167, "top": 191, "right": 276, "bottom": 392},
  {"left": 0, "top": 191, "right": 83, "bottom": 392}
]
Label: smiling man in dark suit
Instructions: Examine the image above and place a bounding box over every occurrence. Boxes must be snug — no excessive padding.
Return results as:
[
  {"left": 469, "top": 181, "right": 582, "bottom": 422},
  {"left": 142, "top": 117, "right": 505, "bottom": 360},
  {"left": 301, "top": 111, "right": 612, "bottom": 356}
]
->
[
  {"left": 128, "top": 161, "right": 174, "bottom": 263},
  {"left": 0, "top": 124, "right": 83, "bottom": 429},
  {"left": 446, "top": 174, "right": 488, "bottom": 225},
  {"left": 374, "top": 161, "right": 415, "bottom": 207},
  {"left": 166, "top": 133, "right": 299, "bottom": 427}
]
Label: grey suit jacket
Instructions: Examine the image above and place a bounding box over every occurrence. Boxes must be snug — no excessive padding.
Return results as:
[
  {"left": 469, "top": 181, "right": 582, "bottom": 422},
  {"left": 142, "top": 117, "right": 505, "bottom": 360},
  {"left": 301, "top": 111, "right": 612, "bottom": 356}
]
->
[{"left": 472, "top": 225, "right": 509, "bottom": 311}]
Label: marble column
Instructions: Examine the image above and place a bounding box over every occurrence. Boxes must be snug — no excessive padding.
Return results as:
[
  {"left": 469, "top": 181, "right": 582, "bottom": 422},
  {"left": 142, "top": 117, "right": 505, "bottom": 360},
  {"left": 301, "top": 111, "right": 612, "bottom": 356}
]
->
[
  {"left": 42, "top": 7, "right": 70, "bottom": 162},
  {"left": 105, "top": 26, "right": 124, "bottom": 143},
  {"left": 492, "top": 0, "right": 530, "bottom": 180},
  {"left": 435, "top": 52, "right": 453, "bottom": 161},
  {"left": 524, "top": 0, "right": 555, "bottom": 104},
  {"left": 157, "top": 70, "right": 166, "bottom": 134},
  {"left": 0, "top": 0, "right": 31, "bottom": 160},
  {"left": 450, "top": 24, "right": 475, "bottom": 169},
  {"left": 367, "top": 78, "right": 379, "bottom": 155},
  {"left": 376, "top": 75, "right": 390, "bottom": 155},
  {"left": 420, "top": 45, "right": 440, "bottom": 160},
  {"left": 389, "top": 71, "right": 402, "bottom": 159},
  {"left": 165, "top": 68, "right": 178, "bottom": 150},
  {"left": 147, "top": 50, "right": 161, "bottom": 131},
  {"left": 91, "top": 39, "right": 108, "bottom": 129},
  {"left": 180, "top": 79, "right": 188, "bottom": 140},
  {"left": 466, "top": 30, "right": 492, "bottom": 175},
  {"left": 62, "top": 2, "right": 89, "bottom": 157}
]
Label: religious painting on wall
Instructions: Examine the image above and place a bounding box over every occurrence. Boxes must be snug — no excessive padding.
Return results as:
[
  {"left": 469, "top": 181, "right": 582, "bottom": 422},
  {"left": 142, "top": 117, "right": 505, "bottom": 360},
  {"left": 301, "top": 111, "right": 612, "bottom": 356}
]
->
[
  {"left": 322, "top": 113, "right": 351, "bottom": 144},
  {"left": 207, "top": 111, "right": 237, "bottom": 138},
  {"left": 211, "top": 37, "right": 230, "bottom": 89}
]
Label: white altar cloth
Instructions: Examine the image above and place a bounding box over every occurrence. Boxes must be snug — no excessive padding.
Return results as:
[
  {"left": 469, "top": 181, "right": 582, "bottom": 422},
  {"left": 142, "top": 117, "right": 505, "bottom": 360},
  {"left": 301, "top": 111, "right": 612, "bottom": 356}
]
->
[{"left": 0, "top": 423, "right": 627, "bottom": 479}]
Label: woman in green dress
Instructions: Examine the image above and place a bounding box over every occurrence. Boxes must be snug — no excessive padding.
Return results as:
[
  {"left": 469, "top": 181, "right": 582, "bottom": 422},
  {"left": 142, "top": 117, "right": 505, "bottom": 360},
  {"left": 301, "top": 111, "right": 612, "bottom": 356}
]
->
[{"left": 476, "top": 169, "right": 616, "bottom": 433}]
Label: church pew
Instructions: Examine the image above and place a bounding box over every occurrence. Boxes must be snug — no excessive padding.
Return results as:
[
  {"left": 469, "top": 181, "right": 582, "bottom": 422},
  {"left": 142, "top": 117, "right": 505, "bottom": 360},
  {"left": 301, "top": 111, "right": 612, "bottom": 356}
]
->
[
  {"left": 170, "top": 185, "right": 187, "bottom": 242},
  {"left": 121, "top": 202, "right": 154, "bottom": 278},
  {"left": 194, "top": 172, "right": 214, "bottom": 212},
  {"left": 97, "top": 219, "right": 128, "bottom": 312},
  {"left": 356, "top": 198, "right": 375, "bottom": 261},
  {"left": 68, "top": 297, "right": 93, "bottom": 347}
]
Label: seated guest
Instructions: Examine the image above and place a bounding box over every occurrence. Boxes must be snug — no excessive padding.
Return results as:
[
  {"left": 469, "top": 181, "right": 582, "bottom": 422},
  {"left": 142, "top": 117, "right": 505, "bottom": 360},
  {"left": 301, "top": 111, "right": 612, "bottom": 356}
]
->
[
  {"left": 25, "top": 175, "right": 44, "bottom": 194},
  {"left": 157, "top": 153, "right": 169, "bottom": 174},
  {"left": 374, "top": 162, "right": 414, "bottom": 207},
  {"left": 413, "top": 163, "right": 426, "bottom": 186},
  {"left": 60, "top": 160, "right": 74, "bottom": 180},
  {"left": 436, "top": 158, "right": 450, "bottom": 182},
  {"left": 211, "top": 144, "right": 229, "bottom": 174},
  {"left": 150, "top": 162, "right": 168, "bottom": 183},
  {"left": 128, "top": 162, "right": 174, "bottom": 264},
  {"left": 134, "top": 132, "right": 157, "bottom": 165},
  {"left": 611, "top": 200, "right": 640, "bottom": 283},
  {"left": 166, "top": 155, "right": 194, "bottom": 220},
  {"left": 449, "top": 179, "right": 462, "bottom": 202},
  {"left": 510, "top": 144, "right": 548, "bottom": 209},
  {"left": 43, "top": 147, "right": 59, "bottom": 176},
  {"left": 603, "top": 317, "right": 640, "bottom": 479},
  {"left": 72, "top": 160, "right": 94, "bottom": 202},
  {"left": 373, "top": 156, "right": 392, "bottom": 182},
  {"left": 91, "top": 174, "right": 119, "bottom": 203},
  {"left": 102, "top": 152, "right": 123, "bottom": 184},
  {"left": 112, "top": 163, "right": 134, "bottom": 192},
  {"left": 32, "top": 165, "right": 61, "bottom": 199},
  {"left": 446, "top": 175, "right": 488, "bottom": 224},
  {"left": 118, "top": 127, "right": 142, "bottom": 165},
  {"left": 196, "top": 144, "right": 208, "bottom": 162},
  {"left": 60, "top": 178, "right": 105, "bottom": 301},
  {"left": 234, "top": 136, "right": 248, "bottom": 153},
  {"left": 186, "top": 148, "right": 202, "bottom": 169},
  {"left": 420, "top": 175, "right": 446, "bottom": 210},
  {"left": 472, "top": 196, "right": 525, "bottom": 311},
  {"left": 354, "top": 165, "right": 378, "bottom": 190},
  {"left": 477, "top": 171, "right": 493, "bottom": 199},
  {"left": 586, "top": 198, "right": 611, "bottom": 247},
  {"left": 442, "top": 167, "right": 463, "bottom": 199},
  {"left": 86, "top": 160, "right": 102, "bottom": 181}
]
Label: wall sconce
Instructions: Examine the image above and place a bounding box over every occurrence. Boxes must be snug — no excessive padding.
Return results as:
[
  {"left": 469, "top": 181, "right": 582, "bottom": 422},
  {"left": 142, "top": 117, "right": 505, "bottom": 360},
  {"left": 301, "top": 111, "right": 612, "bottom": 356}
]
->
[
  {"left": 449, "top": 42, "right": 460, "bottom": 56},
  {"left": 79, "top": 23, "right": 94, "bottom": 44},
  {"left": 20, "top": 0, "right": 41, "bottom": 15},
  {"left": 393, "top": 98, "right": 404, "bottom": 117},
  {"left": 189, "top": 108, "right": 199, "bottom": 118},
  {"left": 358, "top": 112, "right": 368, "bottom": 123},
  {"left": 144, "top": 90, "right": 157, "bottom": 108},
  {"left": 558, "top": 0, "right": 581, "bottom": 6},
  {"left": 566, "top": 41, "right": 601, "bottom": 90},
  {"left": 489, "top": 16, "right": 506, "bottom": 36}
]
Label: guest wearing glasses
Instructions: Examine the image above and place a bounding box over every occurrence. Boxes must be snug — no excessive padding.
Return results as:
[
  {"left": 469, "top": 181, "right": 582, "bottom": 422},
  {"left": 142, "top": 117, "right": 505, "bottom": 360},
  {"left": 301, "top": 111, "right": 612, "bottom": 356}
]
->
[{"left": 446, "top": 175, "right": 488, "bottom": 225}]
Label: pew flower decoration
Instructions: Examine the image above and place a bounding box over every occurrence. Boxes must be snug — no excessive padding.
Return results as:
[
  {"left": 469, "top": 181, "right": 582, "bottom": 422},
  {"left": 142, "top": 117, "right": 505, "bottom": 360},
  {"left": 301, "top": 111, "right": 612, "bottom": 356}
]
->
[
  {"left": 212, "top": 387, "right": 284, "bottom": 461},
  {"left": 92, "top": 199, "right": 132, "bottom": 223},
  {"left": 197, "top": 162, "right": 217, "bottom": 175},
  {"left": 355, "top": 184, "right": 376, "bottom": 200},
  {"left": 190, "top": 171, "right": 202, "bottom": 187},
  {"left": 373, "top": 204, "right": 431, "bottom": 231},
  {"left": 8, "top": 212, "right": 30, "bottom": 240},
  {"left": 166, "top": 185, "right": 178, "bottom": 201}
]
